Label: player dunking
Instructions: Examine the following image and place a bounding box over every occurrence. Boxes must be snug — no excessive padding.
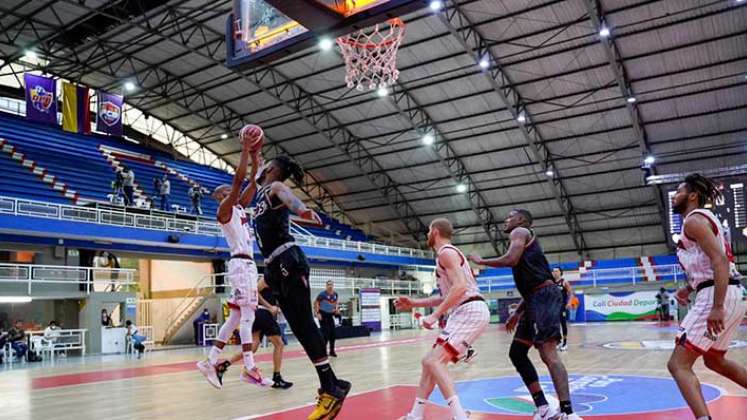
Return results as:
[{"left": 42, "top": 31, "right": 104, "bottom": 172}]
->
[
  {"left": 196, "top": 125, "right": 272, "bottom": 389},
  {"left": 667, "top": 173, "right": 747, "bottom": 420},
  {"left": 470, "top": 210, "right": 581, "bottom": 420},
  {"left": 253, "top": 153, "right": 350, "bottom": 420},
  {"left": 395, "top": 218, "right": 489, "bottom": 420}
]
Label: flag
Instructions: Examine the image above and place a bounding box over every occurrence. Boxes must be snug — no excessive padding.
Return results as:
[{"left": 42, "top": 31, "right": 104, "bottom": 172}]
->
[
  {"left": 24, "top": 73, "right": 57, "bottom": 125},
  {"left": 62, "top": 82, "right": 90, "bottom": 134},
  {"left": 96, "top": 91, "right": 124, "bottom": 136}
]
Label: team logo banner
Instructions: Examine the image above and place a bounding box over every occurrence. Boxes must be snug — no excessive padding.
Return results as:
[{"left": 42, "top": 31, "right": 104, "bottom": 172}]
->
[
  {"left": 96, "top": 91, "right": 123, "bottom": 136},
  {"left": 24, "top": 73, "right": 57, "bottom": 125}
]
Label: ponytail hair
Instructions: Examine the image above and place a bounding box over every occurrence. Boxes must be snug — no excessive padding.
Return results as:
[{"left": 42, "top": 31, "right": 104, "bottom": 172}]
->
[{"left": 683, "top": 173, "right": 721, "bottom": 207}]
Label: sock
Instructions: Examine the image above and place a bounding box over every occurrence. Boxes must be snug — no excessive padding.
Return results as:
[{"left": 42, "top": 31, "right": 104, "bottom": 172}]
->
[
  {"left": 208, "top": 346, "right": 223, "bottom": 365},
  {"left": 410, "top": 397, "right": 427, "bottom": 418},
  {"left": 315, "top": 363, "right": 337, "bottom": 392},
  {"left": 560, "top": 400, "right": 573, "bottom": 415},
  {"left": 531, "top": 390, "right": 549, "bottom": 408},
  {"left": 447, "top": 395, "right": 468, "bottom": 420},
  {"left": 242, "top": 351, "right": 255, "bottom": 370}
]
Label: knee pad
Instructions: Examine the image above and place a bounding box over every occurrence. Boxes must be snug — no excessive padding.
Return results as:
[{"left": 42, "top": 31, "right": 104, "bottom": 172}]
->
[{"left": 509, "top": 341, "right": 538, "bottom": 386}]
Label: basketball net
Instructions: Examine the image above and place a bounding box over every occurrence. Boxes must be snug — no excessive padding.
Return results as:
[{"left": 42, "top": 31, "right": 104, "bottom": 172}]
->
[{"left": 336, "top": 18, "right": 405, "bottom": 91}]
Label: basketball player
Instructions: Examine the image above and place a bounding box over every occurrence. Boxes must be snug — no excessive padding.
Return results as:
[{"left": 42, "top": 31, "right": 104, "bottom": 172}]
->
[
  {"left": 196, "top": 126, "right": 272, "bottom": 389},
  {"left": 667, "top": 173, "right": 747, "bottom": 420},
  {"left": 552, "top": 267, "right": 573, "bottom": 351},
  {"left": 470, "top": 210, "right": 581, "bottom": 420},
  {"left": 395, "top": 218, "right": 490, "bottom": 420},
  {"left": 212, "top": 276, "right": 294, "bottom": 389},
  {"left": 253, "top": 154, "right": 350, "bottom": 420}
]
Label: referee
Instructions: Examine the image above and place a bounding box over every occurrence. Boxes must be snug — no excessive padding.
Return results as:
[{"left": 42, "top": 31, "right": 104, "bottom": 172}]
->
[{"left": 315, "top": 280, "right": 340, "bottom": 357}]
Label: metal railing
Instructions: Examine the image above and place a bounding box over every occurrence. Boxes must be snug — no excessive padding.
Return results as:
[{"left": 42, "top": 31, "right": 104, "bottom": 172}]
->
[
  {"left": 161, "top": 274, "right": 214, "bottom": 344},
  {"left": 0, "top": 195, "right": 432, "bottom": 259},
  {"left": 0, "top": 263, "right": 137, "bottom": 294}
]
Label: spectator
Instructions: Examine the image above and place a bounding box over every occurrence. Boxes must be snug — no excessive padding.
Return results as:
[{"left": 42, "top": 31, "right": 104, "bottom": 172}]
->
[
  {"left": 111, "top": 170, "right": 124, "bottom": 204},
  {"left": 188, "top": 184, "right": 203, "bottom": 215},
  {"left": 158, "top": 174, "right": 170, "bottom": 211},
  {"left": 655, "top": 287, "right": 670, "bottom": 321},
  {"left": 314, "top": 280, "right": 340, "bottom": 357},
  {"left": 193, "top": 308, "right": 211, "bottom": 345},
  {"left": 121, "top": 166, "right": 135, "bottom": 206},
  {"left": 8, "top": 320, "right": 28, "bottom": 361},
  {"left": 101, "top": 309, "right": 113, "bottom": 327},
  {"left": 43, "top": 320, "right": 61, "bottom": 343},
  {"left": 96, "top": 252, "right": 121, "bottom": 292},
  {"left": 125, "top": 320, "right": 146, "bottom": 359}
]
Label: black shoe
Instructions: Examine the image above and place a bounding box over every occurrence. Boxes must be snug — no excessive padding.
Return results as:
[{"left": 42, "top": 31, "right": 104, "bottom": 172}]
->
[
  {"left": 329, "top": 351, "right": 338, "bottom": 358},
  {"left": 215, "top": 360, "right": 231, "bottom": 386},
  {"left": 272, "top": 376, "right": 294, "bottom": 389}
]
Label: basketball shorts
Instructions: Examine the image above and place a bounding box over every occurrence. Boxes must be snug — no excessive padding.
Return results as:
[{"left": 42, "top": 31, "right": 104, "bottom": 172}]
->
[
  {"left": 515, "top": 286, "right": 563, "bottom": 345},
  {"left": 253, "top": 307, "right": 281, "bottom": 339},
  {"left": 435, "top": 300, "right": 490, "bottom": 363},
  {"left": 676, "top": 284, "right": 746, "bottom": 355},
  {"left": 226, "top": 258, "right": 258, "bottom": 310}
]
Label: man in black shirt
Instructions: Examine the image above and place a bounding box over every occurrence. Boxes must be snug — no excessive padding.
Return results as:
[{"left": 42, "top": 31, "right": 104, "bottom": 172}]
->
[
  {"left": 470, "top": 209, "right": 580, "bottom": 420},
  {"left": 655, "top": 287, "right": 670, "bottom": 321}
]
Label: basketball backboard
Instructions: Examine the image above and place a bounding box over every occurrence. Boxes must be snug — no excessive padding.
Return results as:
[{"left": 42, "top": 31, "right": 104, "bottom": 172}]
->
[{"left": 226, "top": 0, "right": 428, "bottom": 69}]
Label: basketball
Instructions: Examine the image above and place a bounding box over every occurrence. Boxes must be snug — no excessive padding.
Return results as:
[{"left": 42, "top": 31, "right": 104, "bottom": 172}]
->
[{"left": 238, "top": 124, "right": 263, "bottom": 151}]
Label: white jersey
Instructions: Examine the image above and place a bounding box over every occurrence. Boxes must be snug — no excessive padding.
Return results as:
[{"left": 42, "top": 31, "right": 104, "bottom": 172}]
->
[
  {"left": 435, "top": 244, "right": 481, "bottom": 301},
  {"left": 219, "top": 205, "right": 253, "bottom": 256},
  {"left": 676, "top": 209, "right": 734, "bottom": 289}
]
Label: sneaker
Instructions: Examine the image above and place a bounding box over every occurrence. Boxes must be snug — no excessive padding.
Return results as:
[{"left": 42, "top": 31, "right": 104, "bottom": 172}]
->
[
  {"left": 196, "top": 359, "right": 222, "bottom": 389},
  {"left": 329, "top": 351, "right": 338, "bottom": 358},
  {"left": 307, "top": 380, "right": 352, "bottom": 420},
  {"left": 272, "top": 375, "right": 294, "bottom": 389},
  {"left": 240, "top": 366, "right": 273, "bottom": 387},
  {"left": 533, "top": 405, "right": 560, "bottom": 420},
  {"left": 559, "top": 343, "right": 568, "bottom": 352},
  {"left": 559, "top": 414, "right": 583, "bottom": 420},
  {"left": 461, "top": 346, "right": 477, "bottom": 363},
  {"left": 215, "top": 360, "right": 231, "bottom": 386}
]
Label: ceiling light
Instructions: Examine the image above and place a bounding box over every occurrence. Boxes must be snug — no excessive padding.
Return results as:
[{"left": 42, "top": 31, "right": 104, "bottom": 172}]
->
[
  {"left": 479, "top": 58, "right": 489, "bottom": 69},
  {"left": 0, "top": 296, "right": 32, "bottom": 303},
  {"left": 24, "top": 50, "right": 37, "bottom": 60},
  {"left": 318, "top": 37, "right": 334, "bottom": 51},
  {"left": 430, "top": 1, "right": 443, "bottom": 11},
  {"left": 376, "top": 86, "right": 389, "bottom": 97},
  {"left": 644, "top": 155, "right": 656, "bottom": 166},
  {"left": 545, "top": 169, "right": 554, "bottom": 177},
  {"left": 627, "top": 96, "right": 637, "bottom": 103},
  {"left": 422, "top": 133, "right": 435, "bottom": 145},
  {"left": 220, "top": 133, "right": 228, "bottom": 140},
  {"left": 456, "top": 183, "right": 467, "bottom": 193},
  {"left": 517, "top": 113, "right": 526, "bottom": 123},
  {"left": 124, "top": 81, "right": 136, "bottom": 92},
  {"left": 599, "top": 26, "right": 610, "bottom": 38}
]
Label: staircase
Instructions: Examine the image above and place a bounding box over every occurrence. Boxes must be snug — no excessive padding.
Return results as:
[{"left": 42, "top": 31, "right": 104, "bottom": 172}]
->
[
  {"left": 161, "top": 274, "right": 217, "bottom": 345},
  {"left": 98, "top": 145, "right": 153, "bottom": 206}
]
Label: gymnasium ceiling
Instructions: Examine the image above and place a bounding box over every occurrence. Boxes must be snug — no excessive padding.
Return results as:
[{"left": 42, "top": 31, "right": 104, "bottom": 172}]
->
[{"left": 0, "top": 0, "right": 746, "bottom": 262}]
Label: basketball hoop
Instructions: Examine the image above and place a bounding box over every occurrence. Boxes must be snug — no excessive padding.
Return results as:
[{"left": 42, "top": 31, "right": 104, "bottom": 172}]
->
[{"left": 336, "top": 18, "right": 405, "bottom": 91}]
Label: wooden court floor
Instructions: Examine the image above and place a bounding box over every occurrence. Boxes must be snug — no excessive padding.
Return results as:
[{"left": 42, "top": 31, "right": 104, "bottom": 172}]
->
[{"left": 1, "top": 322, "right": 745, "bottom": 420}]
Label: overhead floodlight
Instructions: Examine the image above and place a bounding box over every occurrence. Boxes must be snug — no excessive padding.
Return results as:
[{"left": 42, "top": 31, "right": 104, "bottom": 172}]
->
[
  {"left": 0, "top": 296, "right": 32, "bottom": 303},
  {"left": 24, "top": 50, "right": 37, "bottom": 60},
  {"left": 422, "top": 133, "right": 435, "bottom": 145},
  {"left": 221, "top": 133, "right": 229, "bottom": 140},
  {"left": 479, "top": 58, "right": 489, "bottom": 69},
  {"left": 456, "top": 183, "right": 467, "bottom": 193},
  {"left": 124, "top": 81, "right": 136, "bottom": 92},
  {"left": 545, "top": 169, "right": 554, "bottom": 177},
  {"left": 318, "top": 37, "right": 334, "bottom": 51},
  {"left": 644, "top": 155, "right": 656, "bottom": 166},
  {"left": 430, "top": 1, "right": 443, "bottom": 11},
  {"left": 376, "top": 86, "right": 389, "bottom": 97},
  {"left": 599, "top": 25, "right": 611, "bottom": 38},
  {"left": 517, "top": 113, "right": 527, "bottom": 123},
  {"left": 627, "top": 96, "right": 637, "bottom": 103}
]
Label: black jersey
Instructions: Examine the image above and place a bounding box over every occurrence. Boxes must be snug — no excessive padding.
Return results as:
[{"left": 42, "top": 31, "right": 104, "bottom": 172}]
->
[
  {"left": 260, "top": 286, "right": 277, "bottom": 306},
  {"left": 253, "top": 183, "right": 294, "bottom": 258},
  {"left": 555, "top": 277, "right": 569, "bottom": 304},
  {"left": 511, "top": 228, "right": 554, "bottom": 299}
]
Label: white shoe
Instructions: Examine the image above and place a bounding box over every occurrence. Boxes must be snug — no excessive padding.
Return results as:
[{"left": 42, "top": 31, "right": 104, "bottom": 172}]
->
[
  {"left": 197, "top": 359, "right": 222, "bottom": 389},
  {"left": 559, "top": 343, "right": 568, "bottom": 352},
  {"left": 559, "top": 414, "right": 583, "bottom": 420},
  {"left": 240, "top": 366, "right": 273, "bottom": 387},
  {"left": 533, "top": 405, "right": 560, "bottom": 420}
]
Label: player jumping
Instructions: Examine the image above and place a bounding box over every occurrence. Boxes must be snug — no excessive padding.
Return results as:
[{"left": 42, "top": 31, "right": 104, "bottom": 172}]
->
[
  {"left": 197, "top": 125, "right": 272, "bottom": 389},
  {"left": 667, "top": 173, "right": 747, "bottom": 420},
  {"left": 470, "top": 209, "right": 581, "bottom": 420},
  {"left": 396, "top": 218, "right": 490, "bottom": 420}
]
